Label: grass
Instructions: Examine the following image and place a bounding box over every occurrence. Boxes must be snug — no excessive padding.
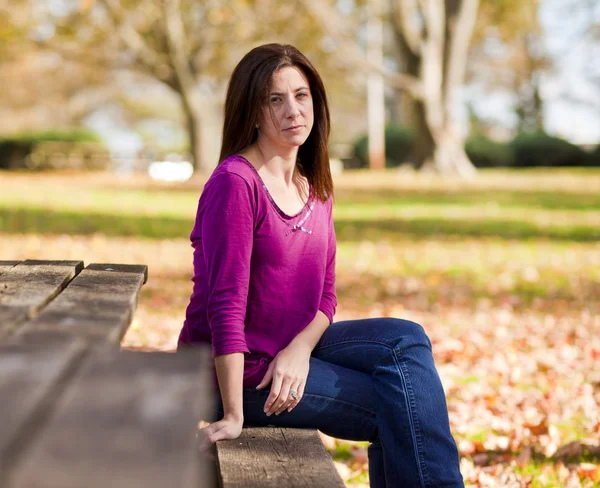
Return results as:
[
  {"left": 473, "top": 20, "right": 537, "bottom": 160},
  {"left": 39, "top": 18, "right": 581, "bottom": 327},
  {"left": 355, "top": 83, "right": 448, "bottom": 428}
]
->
[
  {"left": 0, "top": 168, "right": 599, "bottom": 242},
  {"left": 335, "top": 188, "right": 600, "bottom": 211},
  {"left": 1, "top": 206, "right": 598, "bottom": 242}
]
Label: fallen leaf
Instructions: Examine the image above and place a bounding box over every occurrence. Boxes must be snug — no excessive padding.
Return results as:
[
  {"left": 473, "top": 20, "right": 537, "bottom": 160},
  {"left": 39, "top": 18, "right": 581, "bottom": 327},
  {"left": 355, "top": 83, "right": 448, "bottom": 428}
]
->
[{"left": 577, "top": 463, "right": 599, "bottom": 481}]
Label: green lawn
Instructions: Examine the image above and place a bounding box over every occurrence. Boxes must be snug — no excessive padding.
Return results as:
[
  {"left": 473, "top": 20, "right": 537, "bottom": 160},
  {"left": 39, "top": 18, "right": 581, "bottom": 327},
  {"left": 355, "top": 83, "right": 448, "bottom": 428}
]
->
[{"left": 0, "top": 168, "right": 598, "bottom": 242}]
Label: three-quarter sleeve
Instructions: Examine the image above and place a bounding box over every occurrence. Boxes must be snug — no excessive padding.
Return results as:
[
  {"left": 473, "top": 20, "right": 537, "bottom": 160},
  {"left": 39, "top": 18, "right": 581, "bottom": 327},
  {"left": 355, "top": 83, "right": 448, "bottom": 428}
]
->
[
  {"left": 197, "top": 172, "right": 254, "bottom": 358},
  {"left": 318, "top": 196, "right": 337, "bottom": 324}
]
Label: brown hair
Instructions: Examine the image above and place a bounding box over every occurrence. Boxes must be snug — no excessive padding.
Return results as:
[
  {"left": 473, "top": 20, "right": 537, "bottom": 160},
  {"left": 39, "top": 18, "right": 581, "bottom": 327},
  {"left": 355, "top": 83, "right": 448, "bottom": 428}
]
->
[{"left": 219, "top": 43, "right": 333, "bottom": 202}]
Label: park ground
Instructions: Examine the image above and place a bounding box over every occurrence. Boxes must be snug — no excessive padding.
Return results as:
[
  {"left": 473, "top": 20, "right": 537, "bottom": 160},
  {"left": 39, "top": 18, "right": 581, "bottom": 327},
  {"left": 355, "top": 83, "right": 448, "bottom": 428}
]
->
[{"left": 0, "top": 167, "right": 599, "bottom": 487}]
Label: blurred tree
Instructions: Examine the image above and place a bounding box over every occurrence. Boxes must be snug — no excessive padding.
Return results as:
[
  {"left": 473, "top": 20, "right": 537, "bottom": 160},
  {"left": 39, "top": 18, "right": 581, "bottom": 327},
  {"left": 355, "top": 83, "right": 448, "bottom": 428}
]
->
[
  {"left": 469, "top": 0, "right": 550, "bottom": 134},
  {"left": 0, "top": 0, "right": 114, "bottom": 132},
  {"left": 30, "top": 0, "right": 358, "bottom": 172},
  {"left": 307, "top": 0, "right": 481, "bottom": 175},
  {"left": 43, "top": 0, "right": 254, "bottom": 172},
  {"left": 469, "top": 0, "right": 599, "bottom": 138},
  {"left": 386, "top": 0, "right": 481, "bottom": 175}
]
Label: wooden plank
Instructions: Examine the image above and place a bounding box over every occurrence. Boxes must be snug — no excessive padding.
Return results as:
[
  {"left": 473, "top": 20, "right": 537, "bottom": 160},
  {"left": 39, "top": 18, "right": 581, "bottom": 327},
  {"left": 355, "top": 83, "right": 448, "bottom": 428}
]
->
[
  {"left": 0, "top": 338, "right": 88, "bottom": 477},
  {"left": 0, "top": 261, "right": 84, "bottom": 338},
  {"left": 7, "top": 347, "right": 215, "bottom": 488},
  {"left": 17, "top": 263, "right": 148, "bottom": 343},
  {"left": 0, "top": 262, "right": 20, "bottom": 277},
  {"left": 216, "top": 427, "right": 345, "bottom": 487},
  {"left": 86, "top": 263, "right": 148, "bottom": 285}
]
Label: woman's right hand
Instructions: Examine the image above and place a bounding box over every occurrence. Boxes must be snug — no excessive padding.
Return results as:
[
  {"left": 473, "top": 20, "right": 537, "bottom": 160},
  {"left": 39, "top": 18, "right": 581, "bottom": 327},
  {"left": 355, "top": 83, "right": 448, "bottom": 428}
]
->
[{"left": 196, "top": 414, "right": 244, "bottom": 458}]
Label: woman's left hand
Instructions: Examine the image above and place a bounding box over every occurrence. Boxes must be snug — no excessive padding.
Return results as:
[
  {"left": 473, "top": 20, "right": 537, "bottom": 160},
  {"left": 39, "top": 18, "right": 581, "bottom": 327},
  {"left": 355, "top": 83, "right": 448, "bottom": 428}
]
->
[{"left": 255, "top": 340, "right": 311, "bottom": 416}]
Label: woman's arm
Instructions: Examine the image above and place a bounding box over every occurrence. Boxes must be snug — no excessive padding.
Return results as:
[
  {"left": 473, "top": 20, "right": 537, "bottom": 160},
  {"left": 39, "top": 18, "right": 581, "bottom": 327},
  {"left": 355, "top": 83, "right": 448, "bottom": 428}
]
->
[
  {"left": 317, "top": 196, "right": 337, "bottom": 324},
  {"left": 289, "top": 310, "right": 331, "bottom": 352},
  {"left": 196, "top": 352, "right": 245, "bottom": 455},
  {"left": 214, "top": 353, "right": 245, "bottom": 421},
  {"left": 195, "top": 172, "right": 254, "bottom": 451}
]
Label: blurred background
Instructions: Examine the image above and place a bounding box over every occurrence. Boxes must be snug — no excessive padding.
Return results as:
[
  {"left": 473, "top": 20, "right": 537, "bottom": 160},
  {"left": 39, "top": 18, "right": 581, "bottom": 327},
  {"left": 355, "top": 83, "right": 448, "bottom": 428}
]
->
[{"left": 0, "top": 0, "right": 599, "bottom": 486}]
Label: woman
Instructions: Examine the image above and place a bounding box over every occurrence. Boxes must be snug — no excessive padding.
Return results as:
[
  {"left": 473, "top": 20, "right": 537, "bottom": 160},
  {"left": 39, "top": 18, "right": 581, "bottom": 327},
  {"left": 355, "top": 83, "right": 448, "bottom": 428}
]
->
[{"left": 178, "top": 43, "right": 464, "bottom": 487}]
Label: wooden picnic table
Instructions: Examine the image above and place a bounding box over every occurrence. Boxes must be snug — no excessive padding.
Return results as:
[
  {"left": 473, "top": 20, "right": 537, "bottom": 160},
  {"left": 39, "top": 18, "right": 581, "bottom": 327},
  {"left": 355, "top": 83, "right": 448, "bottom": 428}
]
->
[
  {"left": 0, "top": 260, "right": 215, "bottom": 488},
  {"left": 0, "top": 260, "right": 344, "bottom": 488}
]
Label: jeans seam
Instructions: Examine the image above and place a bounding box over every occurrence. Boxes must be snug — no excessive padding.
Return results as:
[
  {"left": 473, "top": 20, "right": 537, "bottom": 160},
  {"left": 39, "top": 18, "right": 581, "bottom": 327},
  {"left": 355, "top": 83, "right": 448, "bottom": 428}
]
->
[
  {"left": 314, "top": 338, "right": 397, "bottom": 351},
  {"left": 393, "top": 346, "right": 430, "bottom": 488}
]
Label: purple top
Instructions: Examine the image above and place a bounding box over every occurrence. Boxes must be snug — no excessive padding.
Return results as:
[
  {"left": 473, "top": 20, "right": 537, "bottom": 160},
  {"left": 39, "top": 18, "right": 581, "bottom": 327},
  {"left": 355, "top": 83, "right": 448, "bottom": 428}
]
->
[{"left": 178, "top": 154, "right": 337, "bottom": 388}]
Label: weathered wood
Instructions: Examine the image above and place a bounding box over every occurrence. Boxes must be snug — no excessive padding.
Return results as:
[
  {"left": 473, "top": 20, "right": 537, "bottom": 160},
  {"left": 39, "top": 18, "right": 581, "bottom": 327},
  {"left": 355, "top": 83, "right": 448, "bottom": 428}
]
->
[
  {"left": 0, "top": 261, "right": 84, "bottom": 338},
  {"left": 86, "top": 263, "right": 149, "bottom": 284},
  {"left": 16, "top": 263, "right": 148, "bottom": 343},
  {"left": 0, "top": 339, "right": 88, "bottom": 478},
  {"left": 0, "top": 261, "right": 20, "bottom": 277},
  {"left": 6, "top": 347, "right": 215, "bottom": 488},
  {"left": 216, "top": 427, "right": 345, "bottom": 487}
]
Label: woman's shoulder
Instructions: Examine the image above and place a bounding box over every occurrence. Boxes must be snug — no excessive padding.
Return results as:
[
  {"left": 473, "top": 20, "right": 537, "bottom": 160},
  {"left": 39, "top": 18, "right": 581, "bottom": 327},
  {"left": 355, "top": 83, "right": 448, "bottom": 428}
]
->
[
  {"left": 215, "top": 154, "right": 258, "bottom": 178},
  {"left": 206, "top": 154, "right": 260, "bottom": 190}
]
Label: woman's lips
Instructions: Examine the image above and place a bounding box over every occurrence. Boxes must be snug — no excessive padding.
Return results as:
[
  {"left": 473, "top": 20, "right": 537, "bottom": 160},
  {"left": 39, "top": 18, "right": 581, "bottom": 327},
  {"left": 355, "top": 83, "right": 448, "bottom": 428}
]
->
[{"left": 284, "top": 125, "right": 303, "bottom": 132}]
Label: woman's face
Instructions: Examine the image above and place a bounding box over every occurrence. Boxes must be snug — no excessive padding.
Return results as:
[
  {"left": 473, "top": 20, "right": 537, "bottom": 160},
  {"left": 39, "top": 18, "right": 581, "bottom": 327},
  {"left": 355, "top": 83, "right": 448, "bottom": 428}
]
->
[{"left": 256, "top": 66, "right": 314, "bottom": 151}]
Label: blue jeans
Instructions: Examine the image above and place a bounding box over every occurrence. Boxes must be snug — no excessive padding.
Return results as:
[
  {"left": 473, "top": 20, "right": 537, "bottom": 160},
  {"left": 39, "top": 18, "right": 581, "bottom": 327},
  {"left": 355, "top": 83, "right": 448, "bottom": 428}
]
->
[{"left": 211, "top": 318, "right": 464, "bottom": 488}]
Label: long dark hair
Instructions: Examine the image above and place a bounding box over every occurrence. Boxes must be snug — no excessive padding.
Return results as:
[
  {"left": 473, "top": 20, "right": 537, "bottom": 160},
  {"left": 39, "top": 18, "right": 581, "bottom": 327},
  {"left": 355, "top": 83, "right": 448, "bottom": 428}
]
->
[{"left": 219, "top": 43, "right": 333, "bottom": 202}]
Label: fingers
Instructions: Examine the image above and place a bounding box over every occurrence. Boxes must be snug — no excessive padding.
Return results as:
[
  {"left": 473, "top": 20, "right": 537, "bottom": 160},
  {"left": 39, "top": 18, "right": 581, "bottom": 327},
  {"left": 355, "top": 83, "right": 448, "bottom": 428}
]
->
[
  {"left": 197, "top": 420, "right": 238, "bottom": 452},
  {"left": 197, "top": 423, "right": 224, "bottom": 452},
  {"left": 274, "top": 380, "right": 302, "bottom": 415},
  {"left": 263, "top": 369, "right": 284, "bottom": 415},
  {"left": 275, "top": 395, "right": 295, "bottom": 416},
  {"left": 270, "top": 379, "right": 292, "bottom": 416},
  {"left": 286, "top": 381, "right": 305, "bottom": 413},
  {"left": 198, "top": 445, "right": 215, "bottom": 462},
  {"left": 269, "top": 379, "right": 306, "bottom": 416}
]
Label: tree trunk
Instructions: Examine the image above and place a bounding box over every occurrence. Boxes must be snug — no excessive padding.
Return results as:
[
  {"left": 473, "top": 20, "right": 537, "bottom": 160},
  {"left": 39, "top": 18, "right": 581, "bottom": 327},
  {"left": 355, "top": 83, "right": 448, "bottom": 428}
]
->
[
  {"left": 367, "top": 0, "right": 386, "bottom": 170},
  {"left": 181, "top": 98, "right": 206, "bottom": 173},
  {"left": 391, "top": 0, "right": 478, "bottom": 176},
  {"left": 415, "top": 93, "right": 475, "bottom": 177},
  {"left": 163, "top": 0, "right": 210, "bottom": 173},
  {"left": 410, "top": 100, "right": 435, "bottom": 168}
]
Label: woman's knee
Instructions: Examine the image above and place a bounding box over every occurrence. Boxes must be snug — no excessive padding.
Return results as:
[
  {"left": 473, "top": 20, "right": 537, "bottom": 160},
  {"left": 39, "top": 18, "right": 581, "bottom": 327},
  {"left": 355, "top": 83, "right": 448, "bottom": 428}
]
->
[{"left": 386, "top": 318, "right": 432, "bottom": 350}]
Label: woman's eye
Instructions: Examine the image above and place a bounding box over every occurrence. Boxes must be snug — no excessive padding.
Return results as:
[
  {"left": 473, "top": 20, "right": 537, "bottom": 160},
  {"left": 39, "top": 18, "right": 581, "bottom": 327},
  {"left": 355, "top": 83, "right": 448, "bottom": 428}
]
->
[
  {"left": 297, "top": 92, "right": 308, "bottom": 98},
  {"left": 270, "top": 97, "right": 282, "bottom": 103}
]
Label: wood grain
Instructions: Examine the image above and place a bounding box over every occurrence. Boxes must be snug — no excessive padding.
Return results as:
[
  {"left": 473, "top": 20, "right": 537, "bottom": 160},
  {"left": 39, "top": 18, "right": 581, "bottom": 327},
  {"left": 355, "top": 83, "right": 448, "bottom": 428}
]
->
[
  {"left": 0, "top": 338, "right": 87, "bottom": 477},
  {"left": 0, "top": 260, "right": 83, "bottom": 337},
  {"left": 216, "top": 427, "right": 345, "bottom": 487},
  {"left": 7, "top": 346, "right": 214, "bottom": 488},
  {"left": 17, "top": 263, "right": 148, "bottom": 343},
  {"left": 0, "top": 262, "right": 20, "bottom": 277}
]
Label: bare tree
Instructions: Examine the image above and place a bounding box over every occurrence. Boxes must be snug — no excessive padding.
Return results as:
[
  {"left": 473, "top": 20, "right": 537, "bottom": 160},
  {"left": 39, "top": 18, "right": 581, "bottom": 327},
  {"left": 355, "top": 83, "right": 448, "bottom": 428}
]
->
[
  {"left": 34, "top": 0, "right": 355, "bottom": 172},
  {"left": 305, "top": 0, "right": 480, "bottom": 176},
  {"left": 34, "top": 0, "right": 262, "bottom": 172},
  {"left": 389, "top": 0, "right": 480, "bottom": 176}
]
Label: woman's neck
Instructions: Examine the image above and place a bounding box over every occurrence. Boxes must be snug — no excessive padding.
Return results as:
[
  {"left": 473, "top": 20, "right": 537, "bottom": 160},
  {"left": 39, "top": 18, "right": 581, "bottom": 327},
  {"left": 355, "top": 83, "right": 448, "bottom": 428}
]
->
[{"left": 251, "top": 141, "right": 299, "bottom": 187}]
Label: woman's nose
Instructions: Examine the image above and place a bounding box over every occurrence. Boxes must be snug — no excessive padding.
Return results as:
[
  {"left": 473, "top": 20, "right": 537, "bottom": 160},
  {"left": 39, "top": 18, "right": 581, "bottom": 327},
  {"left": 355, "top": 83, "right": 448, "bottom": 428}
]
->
[{"left": 285, "top": 99, "right": 301, "bottom": 119}]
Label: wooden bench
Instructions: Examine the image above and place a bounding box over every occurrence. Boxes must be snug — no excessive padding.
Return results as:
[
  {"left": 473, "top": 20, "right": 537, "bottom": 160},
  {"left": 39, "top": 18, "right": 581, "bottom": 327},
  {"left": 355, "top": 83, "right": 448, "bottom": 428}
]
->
[
  {"left": 216, "top": 427, "right": 345, "bottom": 487},
  {"left": 0, "top": 260, "right": 147, "bottom": 342},
  {"left": 0, "top": 260, "right": 215, "bottom": 487},
  {"left": 0, "top": 260, "right": 345, "bottom": 487}
]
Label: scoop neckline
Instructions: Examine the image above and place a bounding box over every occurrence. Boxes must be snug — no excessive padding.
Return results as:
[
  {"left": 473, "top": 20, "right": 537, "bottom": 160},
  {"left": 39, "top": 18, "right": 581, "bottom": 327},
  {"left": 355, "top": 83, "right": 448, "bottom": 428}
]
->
[{"left": 233, "top": 154, "right": 314, "bottom": 220}]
